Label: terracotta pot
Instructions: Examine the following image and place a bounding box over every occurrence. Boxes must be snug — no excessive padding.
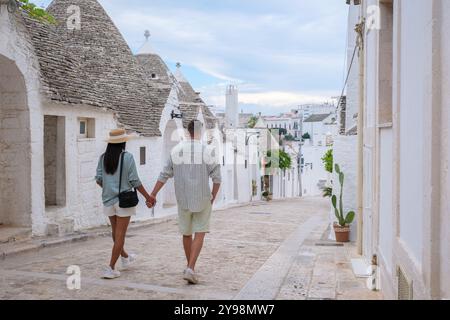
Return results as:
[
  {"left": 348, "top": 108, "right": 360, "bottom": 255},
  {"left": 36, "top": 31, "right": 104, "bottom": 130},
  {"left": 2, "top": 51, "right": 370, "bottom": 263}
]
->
[{"left": 333, "top": 223, "right": 350, "bottom": 243}]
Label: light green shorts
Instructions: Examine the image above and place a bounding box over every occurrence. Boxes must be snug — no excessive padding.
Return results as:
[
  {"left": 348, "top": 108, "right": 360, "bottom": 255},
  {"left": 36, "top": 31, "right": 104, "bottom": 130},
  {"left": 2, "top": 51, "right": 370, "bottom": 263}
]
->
[{"left": 178, "top": 202, "right": 212, "bottom": 236}]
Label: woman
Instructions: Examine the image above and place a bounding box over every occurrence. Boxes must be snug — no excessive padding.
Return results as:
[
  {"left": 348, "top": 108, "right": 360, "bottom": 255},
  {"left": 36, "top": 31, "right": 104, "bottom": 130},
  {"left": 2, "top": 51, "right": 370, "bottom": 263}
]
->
[{"left": 95, "top": 129, "right": 153, "bottom": 279}]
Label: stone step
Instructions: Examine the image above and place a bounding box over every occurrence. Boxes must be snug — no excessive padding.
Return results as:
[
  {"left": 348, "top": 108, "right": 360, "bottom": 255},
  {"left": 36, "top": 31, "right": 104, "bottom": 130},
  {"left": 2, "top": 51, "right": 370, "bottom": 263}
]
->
[{"left": 0, "top": 226, "right": 32, "bottom": 244}]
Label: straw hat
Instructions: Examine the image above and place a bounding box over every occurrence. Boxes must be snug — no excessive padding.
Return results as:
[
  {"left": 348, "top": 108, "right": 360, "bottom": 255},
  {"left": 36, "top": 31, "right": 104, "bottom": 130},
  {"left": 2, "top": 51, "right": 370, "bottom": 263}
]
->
[{"left": 106, "top": 128, "right": 132, "bottom": 144}]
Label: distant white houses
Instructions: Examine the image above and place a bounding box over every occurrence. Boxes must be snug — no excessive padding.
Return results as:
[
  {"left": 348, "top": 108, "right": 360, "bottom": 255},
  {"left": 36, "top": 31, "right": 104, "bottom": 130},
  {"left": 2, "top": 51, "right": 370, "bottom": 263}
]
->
[
  {"left": 214, "top": 87, "right": 302, "bottom": 202},
  {"left": 301, "top": 113, "right": 337, "bottom": 197},
  {"left": 263, "top": 110, "right": 302, "bottom": 139},
  {"left": 298, "top": 103, "right": 336, "bottom": 122}
]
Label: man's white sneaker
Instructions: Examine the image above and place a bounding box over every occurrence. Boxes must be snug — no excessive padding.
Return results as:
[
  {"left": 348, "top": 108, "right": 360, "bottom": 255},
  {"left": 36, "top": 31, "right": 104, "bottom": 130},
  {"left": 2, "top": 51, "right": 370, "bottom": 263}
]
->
[
  {"left": 183, "top": 268, "right": 199, "bottom": 284},
  {"left": 121, "top": 253, "right": 137, "bottom": 270},
  {"left": 101, "top": 266, "right": 120, "bottom": 279}
]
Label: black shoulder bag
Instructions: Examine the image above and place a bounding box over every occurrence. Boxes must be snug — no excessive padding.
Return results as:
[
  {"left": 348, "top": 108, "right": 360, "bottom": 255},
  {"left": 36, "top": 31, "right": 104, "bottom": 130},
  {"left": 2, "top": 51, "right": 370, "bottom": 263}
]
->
[{"left": 118, "top": 152, "right": 139, "bottom": 208}]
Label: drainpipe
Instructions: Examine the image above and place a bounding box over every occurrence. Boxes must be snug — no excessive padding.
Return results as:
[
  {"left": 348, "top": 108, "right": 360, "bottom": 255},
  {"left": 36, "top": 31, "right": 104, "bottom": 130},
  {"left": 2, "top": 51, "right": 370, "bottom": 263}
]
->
[
  {"left": 355, "top": 15, "right": 365, "bottom": 255},
  {"left": 298, "top": 111, "right": 303, "bottom": 197}
]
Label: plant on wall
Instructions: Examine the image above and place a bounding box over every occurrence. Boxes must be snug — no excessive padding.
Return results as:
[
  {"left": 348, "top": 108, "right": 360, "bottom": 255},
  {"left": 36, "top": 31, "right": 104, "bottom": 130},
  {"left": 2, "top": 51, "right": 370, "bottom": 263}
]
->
[
  {"left": 261, "top": 150, "right": 291, "bottom": 201},
  {"left": 302, "top": 132, "right": 311, "bottom": 140},
  {"left": 247, "top": 116, "right": 258, "bottom": 128},
  {"left": 283, "top": 134, "right": 295, "bottom": 141},
  {"left": 11, "top": 0, "right": 56, "bottom": 24},
  {"left": 264, "top": 150, "right": 292, "bottom": 170},
  {"left": 322, "top": 149, "right": 333, "bottom": 173},
  {"left": 332, "top": 164, "right": 355, "bottom": 227}
]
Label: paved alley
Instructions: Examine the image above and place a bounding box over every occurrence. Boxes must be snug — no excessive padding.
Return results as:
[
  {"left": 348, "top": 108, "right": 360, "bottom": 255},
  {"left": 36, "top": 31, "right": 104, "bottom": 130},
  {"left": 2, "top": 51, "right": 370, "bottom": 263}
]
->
[{"left": 0, "top": 198, "right": 381, "bottom": 300}]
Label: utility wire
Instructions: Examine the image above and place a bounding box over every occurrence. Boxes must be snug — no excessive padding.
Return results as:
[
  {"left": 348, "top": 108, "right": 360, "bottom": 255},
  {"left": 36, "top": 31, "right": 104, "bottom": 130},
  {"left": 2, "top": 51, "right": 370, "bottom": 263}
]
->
[{"left": 335, "top": 42, "right": 358, "bottom": 111}]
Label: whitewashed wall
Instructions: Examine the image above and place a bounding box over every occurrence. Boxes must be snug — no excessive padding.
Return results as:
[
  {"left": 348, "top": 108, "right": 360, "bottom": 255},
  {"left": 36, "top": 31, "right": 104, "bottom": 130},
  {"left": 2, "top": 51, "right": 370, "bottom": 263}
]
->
[
  {"left": 43, "top": 103, "right": 117, "bottom": 232},
  {"left": 0, "top": 8, "right": 45, "bottom": 235},
  {"left": 378, "top": 128, "right": 393, "bottom": 274},
  {"left": 440, "top": 0, "right": 450, "bottom": 299},
  {"left": 301, "top": 145, "right": 329, "bottom": 197},
  {"left": 331, "top": 135, "right": 358, "bottom": 241},
  {"left": 360, "top": 0, "right": 449, "bottom": 300}
]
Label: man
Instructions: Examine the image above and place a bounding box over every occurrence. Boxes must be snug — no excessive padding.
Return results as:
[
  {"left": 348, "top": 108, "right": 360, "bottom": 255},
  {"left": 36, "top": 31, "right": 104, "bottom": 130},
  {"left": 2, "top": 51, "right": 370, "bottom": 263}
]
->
[{"left": 148, "top": 120, "right": 221, "bottom": 284}]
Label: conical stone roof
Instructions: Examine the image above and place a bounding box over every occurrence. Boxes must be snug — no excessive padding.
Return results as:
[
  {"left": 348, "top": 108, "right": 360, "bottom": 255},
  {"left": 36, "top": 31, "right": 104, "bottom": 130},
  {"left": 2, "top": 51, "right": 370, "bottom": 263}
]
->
[
  {"left": 22, "top": 14, "right": 92, "bottom": 105},
  {"left": 135, "top": 40, "right": 216, "bottom": 129},
  {"left": 136, "top": 54, "right": 173, "bottom": 88},
  {"left": 39, "top": 0, "right": 164, "bottom": 136}
]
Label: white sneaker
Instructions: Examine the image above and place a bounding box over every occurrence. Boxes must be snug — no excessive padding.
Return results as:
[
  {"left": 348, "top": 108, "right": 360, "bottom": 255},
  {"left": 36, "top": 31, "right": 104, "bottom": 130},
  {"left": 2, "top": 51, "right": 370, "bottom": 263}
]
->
[
  {"left": 121, "top": 253, "right": 137, "bottom": 270},
  {"left": 183, "top": 268, "right": 199, "bottom": 284},
  {"left": 101, "top": 266, "right": 120, "bottom": 279}
]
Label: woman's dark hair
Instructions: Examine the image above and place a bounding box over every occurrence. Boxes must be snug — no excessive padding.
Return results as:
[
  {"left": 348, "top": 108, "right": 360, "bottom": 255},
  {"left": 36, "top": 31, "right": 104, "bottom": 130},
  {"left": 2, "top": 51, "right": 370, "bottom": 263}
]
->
[{"left": 104, "top": 142, "right": 126, "bottom": 175}]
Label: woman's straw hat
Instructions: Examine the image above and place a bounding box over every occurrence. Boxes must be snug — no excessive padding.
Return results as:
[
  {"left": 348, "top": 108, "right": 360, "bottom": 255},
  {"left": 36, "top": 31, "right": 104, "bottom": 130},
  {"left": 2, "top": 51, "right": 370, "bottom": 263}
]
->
[{"left": 106, "top": 128, "right": 132, "bottom": 144}]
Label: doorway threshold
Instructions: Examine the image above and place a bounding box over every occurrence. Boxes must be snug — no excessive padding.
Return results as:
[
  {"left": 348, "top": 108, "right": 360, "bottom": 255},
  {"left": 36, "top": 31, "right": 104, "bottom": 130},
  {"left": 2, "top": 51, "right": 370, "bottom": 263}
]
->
[{"left": 351, "top": 258, "right": 372, "bottom": 278}]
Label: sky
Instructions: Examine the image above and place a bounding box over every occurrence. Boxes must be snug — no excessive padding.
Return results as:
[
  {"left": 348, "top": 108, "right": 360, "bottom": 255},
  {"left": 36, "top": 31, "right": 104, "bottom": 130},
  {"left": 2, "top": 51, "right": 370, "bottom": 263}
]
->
[{"left": 37, "top": 0, "right": 349, "bottom": 115}]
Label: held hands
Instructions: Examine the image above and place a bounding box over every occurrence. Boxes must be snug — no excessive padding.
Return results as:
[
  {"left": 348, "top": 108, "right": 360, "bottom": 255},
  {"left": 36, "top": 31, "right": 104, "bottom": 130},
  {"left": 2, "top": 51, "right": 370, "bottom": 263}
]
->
[{"left": 146, "top": 194, "right": 157, "bottom": 208}]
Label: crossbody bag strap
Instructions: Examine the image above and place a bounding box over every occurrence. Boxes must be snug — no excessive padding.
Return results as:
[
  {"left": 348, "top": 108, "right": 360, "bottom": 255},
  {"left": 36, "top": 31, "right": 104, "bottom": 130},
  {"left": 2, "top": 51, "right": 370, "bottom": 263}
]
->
[{"left": 118, "top": 151, "right": 125, "bottom": 195}]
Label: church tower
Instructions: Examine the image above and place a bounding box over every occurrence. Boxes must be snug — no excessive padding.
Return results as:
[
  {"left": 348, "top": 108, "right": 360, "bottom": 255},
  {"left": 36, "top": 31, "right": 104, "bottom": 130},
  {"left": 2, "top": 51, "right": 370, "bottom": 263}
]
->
[{"left": 225, "top": 85, "right": 239, "bottom": 128}]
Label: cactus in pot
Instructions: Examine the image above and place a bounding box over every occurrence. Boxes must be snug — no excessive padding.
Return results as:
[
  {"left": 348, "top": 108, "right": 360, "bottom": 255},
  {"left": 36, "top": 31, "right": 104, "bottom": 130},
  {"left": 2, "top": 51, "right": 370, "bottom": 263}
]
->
[{"left": 332, "top": 164, "right": 355, "bottom": 242}]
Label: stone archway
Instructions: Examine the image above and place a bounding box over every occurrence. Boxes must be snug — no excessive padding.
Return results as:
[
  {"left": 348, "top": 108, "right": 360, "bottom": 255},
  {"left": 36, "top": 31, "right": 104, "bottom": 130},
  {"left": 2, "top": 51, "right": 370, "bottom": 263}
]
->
[
  {"left": 0, "top": 54, "right": 31, "bottom": 228},
  {"left": 162, "top": 119, "right": 182, "bottom": 207}
]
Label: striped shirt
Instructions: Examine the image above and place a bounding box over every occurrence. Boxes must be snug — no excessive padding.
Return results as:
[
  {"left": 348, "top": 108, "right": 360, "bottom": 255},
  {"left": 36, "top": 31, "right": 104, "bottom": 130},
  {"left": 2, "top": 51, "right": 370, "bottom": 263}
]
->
[{"left": 158, "top": 139, "right": 222, "bottom": 212}]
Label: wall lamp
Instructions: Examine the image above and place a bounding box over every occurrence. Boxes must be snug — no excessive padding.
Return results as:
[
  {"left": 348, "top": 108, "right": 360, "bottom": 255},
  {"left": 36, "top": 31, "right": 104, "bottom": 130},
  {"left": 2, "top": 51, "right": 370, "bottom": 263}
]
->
[{"left": 171, "top": 110, "right": 183, "bottom": 119}]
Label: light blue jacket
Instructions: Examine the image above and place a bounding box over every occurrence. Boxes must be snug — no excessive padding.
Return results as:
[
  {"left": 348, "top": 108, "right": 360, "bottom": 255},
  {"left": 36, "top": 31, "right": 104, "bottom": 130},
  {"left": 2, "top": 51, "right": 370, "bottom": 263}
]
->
[{"left": 95, "top": 152, "right": 142, "bottom": 207}]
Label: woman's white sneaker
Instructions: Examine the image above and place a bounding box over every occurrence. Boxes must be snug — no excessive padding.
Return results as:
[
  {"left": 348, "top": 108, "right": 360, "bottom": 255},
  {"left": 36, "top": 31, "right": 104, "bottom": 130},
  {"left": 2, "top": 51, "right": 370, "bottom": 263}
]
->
[
  {"left": 101, "top": 266, "right": 120, "bottom": 279},
  {"left": 183, "top": 268, "right": 199, "bottom": 284},
  {"left": 121, "top": 253, "right": 137, "bottom": 270}
]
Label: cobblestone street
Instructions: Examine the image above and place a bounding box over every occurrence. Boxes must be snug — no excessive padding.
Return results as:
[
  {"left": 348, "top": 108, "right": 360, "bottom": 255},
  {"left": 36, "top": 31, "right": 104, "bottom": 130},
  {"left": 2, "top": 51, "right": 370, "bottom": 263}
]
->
[{"left": 0, "top": 198, "right": 381, "bottom": 300}]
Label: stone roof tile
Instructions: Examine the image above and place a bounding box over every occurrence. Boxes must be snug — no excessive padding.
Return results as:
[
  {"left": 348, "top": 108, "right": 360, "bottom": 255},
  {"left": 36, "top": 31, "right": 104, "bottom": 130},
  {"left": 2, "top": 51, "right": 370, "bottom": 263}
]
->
[{"left": 24, "top": 0, "right": 166, "bottom": 136}]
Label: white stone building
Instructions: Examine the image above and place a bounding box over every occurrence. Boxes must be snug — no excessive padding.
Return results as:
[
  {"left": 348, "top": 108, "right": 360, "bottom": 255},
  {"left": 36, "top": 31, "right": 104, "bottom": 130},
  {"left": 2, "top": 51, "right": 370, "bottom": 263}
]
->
[
  {"left": 298, "top": 103, "right": 336, "bottom": 122},
  {"left": 0, "top": 0, "right": 218, "bottom": 237},
  {"left": 343, "top": 0, "right": 450, "bottom": 299},
  {"left": 263, "top": 110, "right": 302, "bottom": 139},
  {"left": 300, "top": 114, "right": 337, "bottom": 197}
]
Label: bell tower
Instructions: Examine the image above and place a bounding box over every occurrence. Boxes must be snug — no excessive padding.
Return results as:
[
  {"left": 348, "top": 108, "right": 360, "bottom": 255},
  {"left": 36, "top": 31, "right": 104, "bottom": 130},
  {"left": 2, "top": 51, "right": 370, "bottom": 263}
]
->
[{"left": 225, "top": 85, "right": 239, "bottom": 128}]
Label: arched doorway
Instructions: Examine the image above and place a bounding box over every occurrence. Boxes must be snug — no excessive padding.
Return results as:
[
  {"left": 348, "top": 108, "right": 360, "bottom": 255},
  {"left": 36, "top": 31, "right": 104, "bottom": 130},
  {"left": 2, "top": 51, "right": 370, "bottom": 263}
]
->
[
  {"left": 0, "top": 55, "right": 31, "bottom": 228},
  {"left": 162, "top": 119, "right": 182, "bottom": 208}
]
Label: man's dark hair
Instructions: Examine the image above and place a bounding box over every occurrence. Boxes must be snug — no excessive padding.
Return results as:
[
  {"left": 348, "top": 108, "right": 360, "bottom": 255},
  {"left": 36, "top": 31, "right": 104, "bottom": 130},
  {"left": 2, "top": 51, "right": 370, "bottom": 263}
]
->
[{"left": 188, "top": 120, "right": 203, "bottom": 137}]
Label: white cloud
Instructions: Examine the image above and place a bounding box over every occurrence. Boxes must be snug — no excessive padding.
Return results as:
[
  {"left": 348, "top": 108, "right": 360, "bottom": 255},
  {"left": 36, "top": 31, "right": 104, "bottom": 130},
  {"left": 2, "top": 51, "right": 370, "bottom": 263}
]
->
[
  {"left": 203, "top": 89, "right": 334, "bottom": 111},
  {"left": 239, "top": 91, "right": 329, "bottom": 106}
]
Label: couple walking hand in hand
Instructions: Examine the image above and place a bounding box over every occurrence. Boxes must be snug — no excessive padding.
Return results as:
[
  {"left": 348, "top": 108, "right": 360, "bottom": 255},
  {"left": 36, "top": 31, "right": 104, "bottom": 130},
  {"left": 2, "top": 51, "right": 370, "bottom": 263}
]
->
[{"left": 95, "top": 120, "right": 221, "bottom": 284}]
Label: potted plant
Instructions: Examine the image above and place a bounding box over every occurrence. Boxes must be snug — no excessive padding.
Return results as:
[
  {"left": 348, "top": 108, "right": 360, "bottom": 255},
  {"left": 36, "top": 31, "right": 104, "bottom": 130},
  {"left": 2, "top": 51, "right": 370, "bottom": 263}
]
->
[
  {"left": 332, "top": 164, "right": 355, "bottom": 242},
  {"left": 252, "top": 180, "right": 257, "bottom": 196}
]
